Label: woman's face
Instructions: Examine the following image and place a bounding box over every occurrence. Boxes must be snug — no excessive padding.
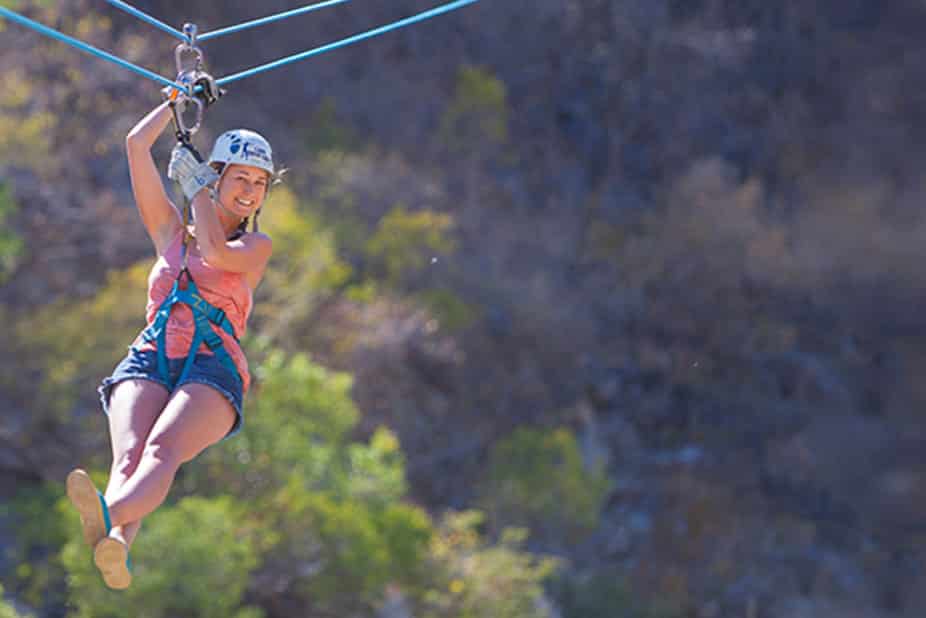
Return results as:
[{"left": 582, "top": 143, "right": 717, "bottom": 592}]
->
[{"left": 217, "top": 163, "right": 270, "bottom": 219}]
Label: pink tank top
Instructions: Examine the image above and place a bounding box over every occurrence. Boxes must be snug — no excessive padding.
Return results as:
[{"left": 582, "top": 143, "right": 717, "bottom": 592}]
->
[{"left": 133, "top": 230, "right": 253, "bottom": 392}]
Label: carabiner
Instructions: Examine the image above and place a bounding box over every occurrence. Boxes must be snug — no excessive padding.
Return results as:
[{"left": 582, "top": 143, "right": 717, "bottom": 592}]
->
[
  {"left": 169, "top": 24, "right": 215, "bottom": 137},
  {"left": 175, "top": 43, "right": 204, "bottom": 75},
  {"left": 169, "top": 69, "right": 204, "bottom": 137},
  {"left": 175, "top": 94, "right": 204, "bottom": 137}
]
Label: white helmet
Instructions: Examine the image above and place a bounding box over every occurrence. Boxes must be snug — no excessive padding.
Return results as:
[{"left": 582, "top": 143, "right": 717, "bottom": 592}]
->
[{"left": 208, "top": 129, "right": 274, "bottom": 175}]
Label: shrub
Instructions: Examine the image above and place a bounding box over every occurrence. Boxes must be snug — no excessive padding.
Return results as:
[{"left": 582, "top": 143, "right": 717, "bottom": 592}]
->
[
  {"left": 419, "top": 511, "right": 559, "bottom": 618},
  {"left": 0, "top": 584, "right": 32, "bottom": 618},
  {"left": 62, "top": 496, "right": 263, "bottom": 618},
  {"left": 479, "top": 427, "right": 611, "bottom": 542}
]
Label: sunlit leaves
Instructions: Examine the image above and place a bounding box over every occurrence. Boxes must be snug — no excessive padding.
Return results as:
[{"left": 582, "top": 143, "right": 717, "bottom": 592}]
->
[
  {"left": 0, "top": 183, "right": 23, "bottom": 282},
  {"left": 13, "top": 261, "right": 148, "bottom": 419},
  {"left": 0, "top": 69, "right": 55, "bottom": 170},
  {"left": 366, "top": 205, "right": 456, "bottom": 285},
  {"left": 0, "top": 584, "right": 31, "bottom": 618},
  {"left": 421, "top": 511, "right": 559, "bottom": 618},
  {"left": 479, "top": 427, "right": 611, "bottom": 541},
  {"left": 440, "top": 66, "right": 510, "bottom": 150},
  {"left": 271, "top": 484, "right": 432, "bottom": 608},
  {"left": 256, "top": 185, "right": 352, "bottom": 343},
  {"left": 62, "top": 496, "right": 263, "bottom": 618}
]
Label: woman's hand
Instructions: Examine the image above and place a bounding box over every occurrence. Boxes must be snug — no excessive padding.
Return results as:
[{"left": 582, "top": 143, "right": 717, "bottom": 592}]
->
[{"left": 167, "top": 143, "right": 218, "bottom": 200}]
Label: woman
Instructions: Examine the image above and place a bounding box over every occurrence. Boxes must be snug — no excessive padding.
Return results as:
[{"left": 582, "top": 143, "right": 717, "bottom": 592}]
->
[{"left": 65, "top": 97, "right": 275, "bottom": 590}]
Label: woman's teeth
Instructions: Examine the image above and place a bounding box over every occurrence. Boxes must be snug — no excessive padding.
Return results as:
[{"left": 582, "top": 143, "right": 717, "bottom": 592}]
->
[{"left": 236, "top": 198, "right": 254, "bottom": 207}]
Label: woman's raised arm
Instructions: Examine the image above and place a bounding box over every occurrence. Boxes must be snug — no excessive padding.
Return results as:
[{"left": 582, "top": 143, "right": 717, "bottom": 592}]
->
[{"left": 125, "top": 101, "right": 182, "bottom": 255}]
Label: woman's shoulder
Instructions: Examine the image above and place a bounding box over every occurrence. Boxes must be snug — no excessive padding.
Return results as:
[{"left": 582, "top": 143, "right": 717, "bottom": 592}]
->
[{"left": 236, "top": 231, "right": 272, "bottom": 251}]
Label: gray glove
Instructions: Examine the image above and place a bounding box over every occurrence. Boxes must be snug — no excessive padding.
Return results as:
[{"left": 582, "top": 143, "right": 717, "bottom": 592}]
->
[{"left": 167, "top": 142, "right": 218, "bottom": 200}]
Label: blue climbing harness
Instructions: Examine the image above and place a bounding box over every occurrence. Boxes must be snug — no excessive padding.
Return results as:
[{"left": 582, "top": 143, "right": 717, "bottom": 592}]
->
[{"left": 138, "top": 249, "right": 241, "bottom": 391}]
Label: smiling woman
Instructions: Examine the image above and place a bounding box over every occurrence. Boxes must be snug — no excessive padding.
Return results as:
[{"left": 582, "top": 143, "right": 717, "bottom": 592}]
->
[
  {"left": 65, "top": 96, "right": 278, "bottom": 591},
  {"left": 206, "top": 128, "right": 275, "bottom": 237}
]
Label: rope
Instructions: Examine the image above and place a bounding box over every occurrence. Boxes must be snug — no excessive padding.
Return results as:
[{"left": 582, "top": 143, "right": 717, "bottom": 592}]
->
[
  {"left": 216, "top": 0, "right": 480, "bottom": 86},
  {"left": 2, "top": 0, "right": 481, "bottom": 92},
  {"left": 198, "top": 0, "right": 351, "bottom": 42},
  {"left": 103, "top": 0, "right": 187, "bottom": 42},
  {"left": 0, "top": 7, "right": 187, "bottom": 91}
]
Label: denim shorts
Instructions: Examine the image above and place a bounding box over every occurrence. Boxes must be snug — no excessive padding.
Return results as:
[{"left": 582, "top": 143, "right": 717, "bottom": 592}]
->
[{"left": 98, "top": 347, "right": 244, "bottom": 440}]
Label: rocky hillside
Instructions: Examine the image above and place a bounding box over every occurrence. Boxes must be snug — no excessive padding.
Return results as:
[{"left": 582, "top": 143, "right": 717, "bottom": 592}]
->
[{"left": 2, "top": 1, "right": 926, "bottom": 616}]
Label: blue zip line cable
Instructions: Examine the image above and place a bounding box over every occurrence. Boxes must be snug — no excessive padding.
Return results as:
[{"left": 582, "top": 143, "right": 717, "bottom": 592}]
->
[
  {"left": 216, "top": 0, "right": 480, "bottom": 86},
  {"left": 3, "top": 1, "right": 480, "bottom": 93},
  {"left": 0, "top": 7, "right": 186, "bottom": 91},
  {"left": 199, "top": 0, "right": 351, "bottom": 42},
  {"left": 103, "top": 0, "right": 187, "bottom": 42}
]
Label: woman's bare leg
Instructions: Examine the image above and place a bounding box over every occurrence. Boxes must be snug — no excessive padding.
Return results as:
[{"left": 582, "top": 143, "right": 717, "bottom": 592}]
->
[
  {"left": 104, "top": 379, "right": 170, "bottom": 548},
  {"left": 105, "top": 383, "right": 237, "bottom": 527}
]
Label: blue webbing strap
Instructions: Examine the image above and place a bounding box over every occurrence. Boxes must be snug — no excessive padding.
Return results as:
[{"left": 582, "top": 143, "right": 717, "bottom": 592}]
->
[{"left": 139, "top": 272, "right": 241, "bottom": 390}]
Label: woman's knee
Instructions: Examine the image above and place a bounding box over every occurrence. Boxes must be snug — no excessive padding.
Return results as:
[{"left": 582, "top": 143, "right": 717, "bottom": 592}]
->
[
  {"left": 141, "top": 436, "right": 188, "bottom": 469},
  {"left": 111, "top": 444, "right": 145, "bottom": 479}
]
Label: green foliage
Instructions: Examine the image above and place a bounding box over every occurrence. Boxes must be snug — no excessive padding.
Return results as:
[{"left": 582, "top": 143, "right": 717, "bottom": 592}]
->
[
  {"left": 62, "top": 496, "right": 263, "bottom": 618},
  {"left": 192, "top": 346, "right": 412, "bottom": 508},
  {"left": 550, "top": 570, "right": 685, "bottom": 618},
  {"left": 440, "top": 66, "right": 509, "bottom": 151},
  {"left": 271, "top": 483, "right": 432, "bottom": 609},
  {"left": 0, "top": 0, "right": 54, "bottom": 9},
  {"left": 479, "top": 427, "right": 611, "bottom": 540},
  {"left": 420, "top": 511, "right": 559, "bottom": 618},
  {"left": 365, "top": 204, "right": 456, "bottom": 285},
  {"left": 189, "top": 350, "right": 434, "bottom": 612},
  {"left": 190, "top": 349, "right": 562, "bottom": 616},
  {"left": 0, "top": 182, "right": 23, "bottom": 282},
  {"left": 189, "top": 348, "right": 406, "bottom": 502},
  {"left": 0, "top": 483, "right": 69, "bottom": 610},
  {"left": 0, "top": 1, "right": 22, "bottom": 16},
  {"left": 217, "top": 350, "right": 361, "bottom": 496},
  {"left": 416, "top": 287, "right": 478, "bottom": 331},
  {"left": 0, "top": 584, "right": 31, "bottom": 618},
  {"left": 256, "top": 186, "right": 352, "bottom": 343},
  {"left": 13, "top": 261, "right": 149, "bottom": 419},
  {"left": 303, "top": 97, "right": 359, "bottom": 154},
  {"left": 0, "top": 69, "right": 55, "bottom": 170}
]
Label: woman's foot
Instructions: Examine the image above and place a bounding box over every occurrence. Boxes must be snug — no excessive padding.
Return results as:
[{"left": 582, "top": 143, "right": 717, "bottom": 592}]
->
[
  {"left": 65, "top": 469, "right": 111, "bottom": 547},
  {"left": 94, "top": 537, "right": 132, "bottom": 590}
]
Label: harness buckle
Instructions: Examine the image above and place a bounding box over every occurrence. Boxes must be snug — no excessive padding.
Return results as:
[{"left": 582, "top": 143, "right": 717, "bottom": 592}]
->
[
  {"left": 201, "top": 327, "right": 224, "bottom": 351},
  {"left": 208, "top": 305, "right": 227, "bottom": 325}
]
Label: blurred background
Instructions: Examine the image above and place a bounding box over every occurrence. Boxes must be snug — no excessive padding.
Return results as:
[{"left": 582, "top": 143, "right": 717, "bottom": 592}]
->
[{"left": 1, "top": 0, "right": 925, "bottom": 616}]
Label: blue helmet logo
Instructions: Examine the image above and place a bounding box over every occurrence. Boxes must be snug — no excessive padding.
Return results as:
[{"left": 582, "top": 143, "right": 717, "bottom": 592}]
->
[{"left": 228, "top": 134, "right": 243, "bottom": 155}]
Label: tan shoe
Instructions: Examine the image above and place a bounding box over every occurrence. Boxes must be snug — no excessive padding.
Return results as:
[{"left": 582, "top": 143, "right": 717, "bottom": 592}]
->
[
  {"left": 65, "top": 469, "right": 111, "bottom": 547},
  {"left": 94, "top": 537, "right": 132, "bottom": 590}
]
